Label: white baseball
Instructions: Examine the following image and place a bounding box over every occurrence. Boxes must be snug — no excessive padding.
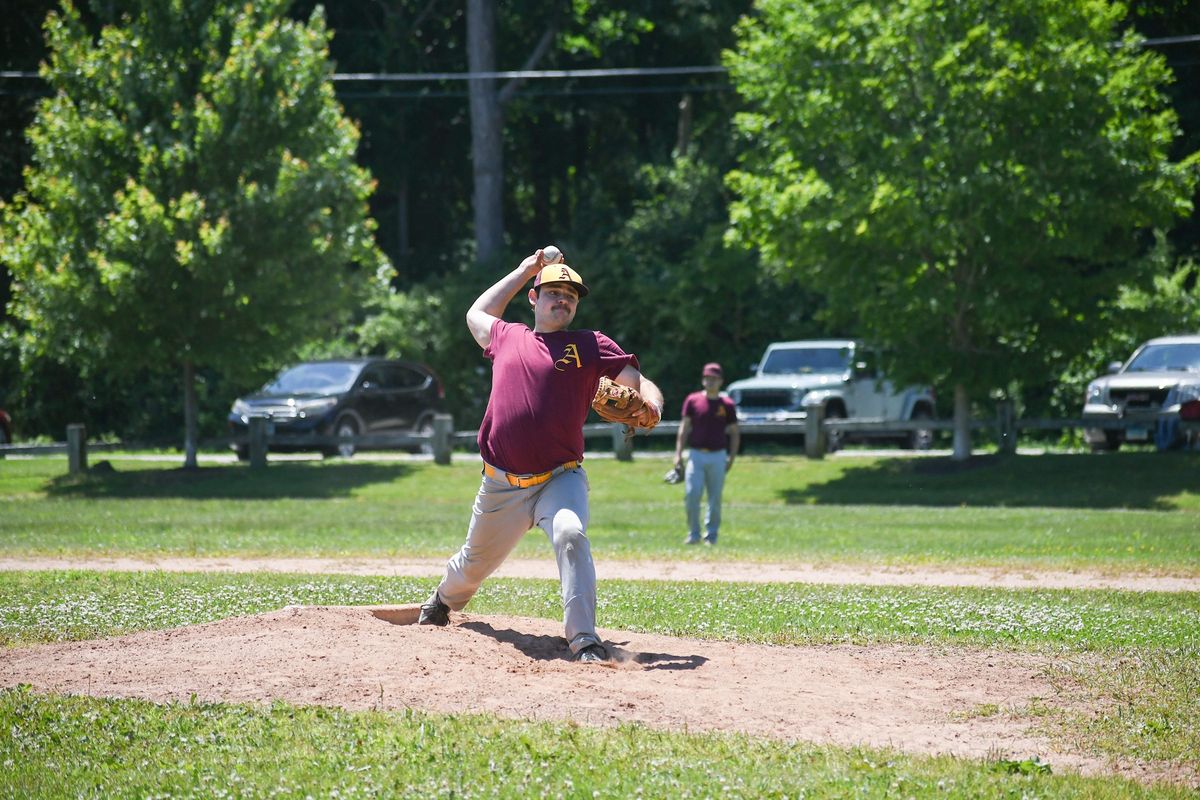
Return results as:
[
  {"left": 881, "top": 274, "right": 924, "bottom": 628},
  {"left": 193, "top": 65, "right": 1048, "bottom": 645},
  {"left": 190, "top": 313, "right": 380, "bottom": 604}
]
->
[{"left": 541, "top": 245, "right": 562, "bottom": 264}]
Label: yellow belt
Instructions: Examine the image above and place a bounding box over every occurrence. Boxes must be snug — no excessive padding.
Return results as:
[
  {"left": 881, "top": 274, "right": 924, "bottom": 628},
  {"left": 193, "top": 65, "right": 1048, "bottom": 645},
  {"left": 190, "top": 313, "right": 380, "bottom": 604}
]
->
[{"left": 484, "top": 460, "right": 580, "bottom": 488}]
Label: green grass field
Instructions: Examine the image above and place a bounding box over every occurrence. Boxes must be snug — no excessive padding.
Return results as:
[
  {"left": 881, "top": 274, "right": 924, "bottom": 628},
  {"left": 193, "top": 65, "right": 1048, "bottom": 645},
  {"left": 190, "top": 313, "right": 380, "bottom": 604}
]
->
[
  {"left": 1, "top": 452, "right": 1197, "bottom": 797},
  {"left": 2, "top": 453, "right": 1198, "bottom": 569}
]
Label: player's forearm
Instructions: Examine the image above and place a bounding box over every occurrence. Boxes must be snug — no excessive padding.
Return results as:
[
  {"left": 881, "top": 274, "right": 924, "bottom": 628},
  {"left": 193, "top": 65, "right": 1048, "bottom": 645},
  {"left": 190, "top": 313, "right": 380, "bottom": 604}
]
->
[
  {"left": 637, "top": 376, "right": 665, "bottom": 416},
  {"left": 466, "top": 255, "right": 541, "bottom": 345},
  {"left": 471, "top": 258, "right": 538, "bottom": 318},
  {"left": 674, "top": 419, "right": 689, "bottom": 459}
]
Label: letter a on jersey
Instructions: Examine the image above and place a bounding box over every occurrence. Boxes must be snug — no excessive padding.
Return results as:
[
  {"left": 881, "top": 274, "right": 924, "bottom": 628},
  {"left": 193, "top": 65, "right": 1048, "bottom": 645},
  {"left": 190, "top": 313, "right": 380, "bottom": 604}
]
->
[{"left": 555, "top": 343, "right": 582, "bottom": 371}]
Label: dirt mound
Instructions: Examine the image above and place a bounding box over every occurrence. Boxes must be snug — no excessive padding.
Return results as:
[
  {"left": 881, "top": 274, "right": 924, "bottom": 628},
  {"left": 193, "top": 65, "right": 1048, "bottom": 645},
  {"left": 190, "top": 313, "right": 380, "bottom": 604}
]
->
[{"left": 1, "top": 603, "right": 1166, "bottom": 783}]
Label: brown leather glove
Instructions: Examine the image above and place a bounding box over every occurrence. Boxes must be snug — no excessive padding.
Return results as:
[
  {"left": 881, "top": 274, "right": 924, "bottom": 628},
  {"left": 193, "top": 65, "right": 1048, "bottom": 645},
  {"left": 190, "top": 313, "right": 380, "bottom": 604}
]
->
[{"left": 591, "top": 376, "right": 661, "bottom": 431}]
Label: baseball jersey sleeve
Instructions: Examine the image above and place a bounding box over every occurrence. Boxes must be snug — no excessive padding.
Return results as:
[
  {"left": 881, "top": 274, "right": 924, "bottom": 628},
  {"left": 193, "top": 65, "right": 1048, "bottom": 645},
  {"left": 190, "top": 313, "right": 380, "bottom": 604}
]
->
[{"left": 594, "top": 331, "right": 638, "bottom": 380}]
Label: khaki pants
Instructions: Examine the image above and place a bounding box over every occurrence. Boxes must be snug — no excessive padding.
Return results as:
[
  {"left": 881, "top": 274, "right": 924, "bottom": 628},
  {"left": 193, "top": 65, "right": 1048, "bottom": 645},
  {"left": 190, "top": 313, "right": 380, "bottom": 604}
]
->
[{"left": 435, "top": 464, "right": 601, "bottom": 654}]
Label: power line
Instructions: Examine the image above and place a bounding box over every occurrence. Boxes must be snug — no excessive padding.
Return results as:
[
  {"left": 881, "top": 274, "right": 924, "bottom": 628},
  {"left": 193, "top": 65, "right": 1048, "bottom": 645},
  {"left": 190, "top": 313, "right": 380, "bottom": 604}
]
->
[
  {"left": 2, "top": 33, "right": 1197, "bottom": 84},
  {"left": 338, "top": 82, "right": 730, "bottom": 101},
  {"left": 334, "top": 65, "right": 727, "bottom": 82},
  {"left": 0, "top": 65, "right": 728, "bottom": 82}
]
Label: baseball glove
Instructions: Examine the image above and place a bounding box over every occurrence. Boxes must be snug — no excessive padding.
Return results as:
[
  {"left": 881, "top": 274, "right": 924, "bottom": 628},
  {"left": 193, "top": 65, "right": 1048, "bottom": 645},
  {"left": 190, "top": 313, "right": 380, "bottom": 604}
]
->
[{"left": 592, "top": 376, "right": 660, "bottom": 432}]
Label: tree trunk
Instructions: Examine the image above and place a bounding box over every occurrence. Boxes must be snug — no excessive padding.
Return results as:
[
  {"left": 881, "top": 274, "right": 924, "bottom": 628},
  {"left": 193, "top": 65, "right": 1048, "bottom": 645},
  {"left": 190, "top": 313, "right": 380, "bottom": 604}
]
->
[
  {"left": 952, "top": 383, "right": 971, "bottom": 461},
  {"left": 675, "top": 93, "right": 693, "bottom": 156},
  {"left": 467, "top": 0, "right": 504, "bottom": 264},
  {"left": 397, "top": 174, "right": 409, "bottom": 259},
  {"left": 182, "top": 359, "right": 199, "bottom": 470}
]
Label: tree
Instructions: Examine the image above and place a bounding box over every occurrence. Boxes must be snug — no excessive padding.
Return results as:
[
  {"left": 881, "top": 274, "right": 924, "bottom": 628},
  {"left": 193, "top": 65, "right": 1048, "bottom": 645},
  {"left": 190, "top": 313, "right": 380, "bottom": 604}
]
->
[
  {"left": 585, "top": 155, "right": 824, "bottom": 411},
  {"left": 1, "top": 0, "right": 385, "bottom": 467},
  {"left": 725, "top": 0, "right": 1198, "bottom": 458}
]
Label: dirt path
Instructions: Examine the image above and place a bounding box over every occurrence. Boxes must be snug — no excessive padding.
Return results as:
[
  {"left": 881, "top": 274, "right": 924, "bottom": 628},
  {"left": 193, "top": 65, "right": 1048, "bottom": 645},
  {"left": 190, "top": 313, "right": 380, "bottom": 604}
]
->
[
  {"left": 2, "top": 555, "right": 1197, "bottom": 592},
  {"left": 0, "top": 604, "right": 1171, "bottom": 785}
]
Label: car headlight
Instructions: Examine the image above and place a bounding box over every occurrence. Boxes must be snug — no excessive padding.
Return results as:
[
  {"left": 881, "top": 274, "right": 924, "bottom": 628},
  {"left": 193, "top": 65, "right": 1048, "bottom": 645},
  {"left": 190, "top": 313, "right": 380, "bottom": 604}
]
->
[
  {"left": 729, "top": 389, "right": 741, "bottom": 404},
  {"left": 1085, "top": 382, "right": 1103, "bottom": 404},
  {"left": 791, "top": 389, "right": 809, "bottom": 406},
  {"left": 231, "top": 399, "right": 251, "bottom": 417},
  {"left": 1175, "top": 384, "right": 1200, "bottom": 404}
]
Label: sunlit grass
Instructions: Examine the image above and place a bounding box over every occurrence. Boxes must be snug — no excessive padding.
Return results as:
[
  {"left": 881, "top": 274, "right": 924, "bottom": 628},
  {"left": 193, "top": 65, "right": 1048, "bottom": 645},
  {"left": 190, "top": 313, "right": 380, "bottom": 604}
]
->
[
  {"left": 2, "top": 451, "right": 1198, "bottom": 793},
  {"left": 2, "top": 455, "right": 1197, "bottom": 570},
  {"left": 4, "top": 688, "right": 1190, "bottom": 799},
  {"left": 3, "top": 570, "right": 1196, "bottom": 652}
]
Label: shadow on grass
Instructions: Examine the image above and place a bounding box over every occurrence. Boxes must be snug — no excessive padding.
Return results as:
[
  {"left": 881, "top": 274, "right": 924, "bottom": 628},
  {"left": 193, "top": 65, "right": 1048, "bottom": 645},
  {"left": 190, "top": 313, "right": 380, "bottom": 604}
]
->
[
  {"left": 782, "top": 452, "right": 1199, "bottom": 509},
  {"left": 45, "top": 461, "right": 413, "bottom": 500}
]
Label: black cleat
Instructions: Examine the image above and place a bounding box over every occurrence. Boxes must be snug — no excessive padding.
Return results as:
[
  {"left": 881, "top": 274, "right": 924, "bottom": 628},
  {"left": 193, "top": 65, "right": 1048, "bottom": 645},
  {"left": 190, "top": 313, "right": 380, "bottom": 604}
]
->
[
  {"left": 573, "top": 643, "right": 610, "bottom": 663},
  {"left": 418, "top": 593, "right": 450, "bottom": 626}
]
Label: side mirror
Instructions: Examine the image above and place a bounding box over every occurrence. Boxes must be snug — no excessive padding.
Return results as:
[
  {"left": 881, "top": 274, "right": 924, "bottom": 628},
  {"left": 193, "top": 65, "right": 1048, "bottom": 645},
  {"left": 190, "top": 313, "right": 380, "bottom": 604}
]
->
[
  {"left": 1106, "top": 361, "right": 1123, "bottom": 374},
  {"left": 360, "top": 380, "right": 377, "bottom": 391},
  {"left": 749, "top": 363, "right": 759, "bottom": 374}
]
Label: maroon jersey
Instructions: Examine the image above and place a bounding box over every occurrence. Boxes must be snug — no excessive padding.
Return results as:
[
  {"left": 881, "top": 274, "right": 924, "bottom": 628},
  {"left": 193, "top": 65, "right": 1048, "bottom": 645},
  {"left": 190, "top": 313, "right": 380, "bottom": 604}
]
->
[
  {"left": 479, "top": 319, "right": 637, "bottom": 474},
  {"left": 681, "top": 391, "right": 737, "bottom": 450}
]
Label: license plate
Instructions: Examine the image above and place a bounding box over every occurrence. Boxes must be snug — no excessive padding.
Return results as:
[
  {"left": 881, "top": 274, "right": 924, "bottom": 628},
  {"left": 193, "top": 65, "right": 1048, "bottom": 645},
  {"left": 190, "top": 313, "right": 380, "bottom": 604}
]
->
[{"left": 1125, "top": 426, "right": 1149, "bottom": 441}]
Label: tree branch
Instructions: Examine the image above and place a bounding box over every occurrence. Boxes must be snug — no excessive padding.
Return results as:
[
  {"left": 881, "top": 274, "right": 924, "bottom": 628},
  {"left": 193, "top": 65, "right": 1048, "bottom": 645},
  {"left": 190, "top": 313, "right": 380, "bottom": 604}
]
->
[{"left": 499, "top": 23, "right": 558, "bottom": 106}]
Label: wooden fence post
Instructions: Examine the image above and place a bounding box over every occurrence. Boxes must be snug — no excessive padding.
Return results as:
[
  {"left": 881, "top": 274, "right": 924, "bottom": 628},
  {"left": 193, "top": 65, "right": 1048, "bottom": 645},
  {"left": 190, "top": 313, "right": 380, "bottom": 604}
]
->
[
  {"left": 804, "top": 401, "right": 825, "bottom": 459},
  {"left": 996, "top": 400, "right": 1017, "bottom": 455},
  {"left": 432, "top": 413, "right": 453, "bottom": 465},
  {"left": 248, "top": 417, "right": 267, "bottom": 469},
  {"left": 612, "top": 424, "right": 634, "bottom": 462},
  {"left": 66, "top": 424, "right": 87, "bottom": 475}
]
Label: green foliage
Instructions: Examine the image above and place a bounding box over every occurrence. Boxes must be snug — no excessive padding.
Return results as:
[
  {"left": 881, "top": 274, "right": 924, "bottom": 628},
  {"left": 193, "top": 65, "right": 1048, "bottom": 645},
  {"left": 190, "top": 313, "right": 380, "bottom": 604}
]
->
[
  {"left": 1050, "top": 238, "right": 1200, "bottom": 420},
  {"left": 0, "top": 0, "right": 385, "bottom": 424},
  {"left": 725, "top": 0, "right": 1199, "bottom": 402},
  {"left": 584, "top": 155, "right": 825, "bottom": 409}
]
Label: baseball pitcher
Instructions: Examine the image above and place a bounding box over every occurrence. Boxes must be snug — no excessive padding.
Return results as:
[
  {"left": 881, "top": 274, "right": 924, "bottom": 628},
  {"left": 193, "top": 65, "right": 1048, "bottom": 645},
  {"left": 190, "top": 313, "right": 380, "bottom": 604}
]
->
[{"left": 418, "top": 247, "right": 663, "bottom": 663}]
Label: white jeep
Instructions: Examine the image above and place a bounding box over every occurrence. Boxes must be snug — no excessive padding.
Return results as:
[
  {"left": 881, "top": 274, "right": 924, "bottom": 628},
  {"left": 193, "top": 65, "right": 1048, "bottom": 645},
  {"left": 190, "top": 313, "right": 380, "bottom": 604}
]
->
[
  {"left": 1082, "top": 334, "right": 1200, "bottom": 451},
  {"left": 725, "top": 340, "right": 937, "bottom": 450}
]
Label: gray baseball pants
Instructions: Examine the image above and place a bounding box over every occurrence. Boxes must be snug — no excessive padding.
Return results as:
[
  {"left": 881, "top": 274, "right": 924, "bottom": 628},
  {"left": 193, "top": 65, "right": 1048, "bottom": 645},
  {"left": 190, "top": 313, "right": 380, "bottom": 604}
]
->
[
  {"left": 433, "top": 464, "right": 601, "bottom": 654},
  {"left": 684, "top": 448, "right": 727, "bottom": 543}
]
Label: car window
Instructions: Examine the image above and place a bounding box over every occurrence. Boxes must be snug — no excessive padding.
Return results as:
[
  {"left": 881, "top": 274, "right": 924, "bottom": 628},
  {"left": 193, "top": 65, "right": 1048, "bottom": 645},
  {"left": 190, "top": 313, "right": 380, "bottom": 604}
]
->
[
  {"left": 761, "top": 347, "right": 851, "bottom": 375},
  {"left": 1126, "top": 343, "right": 1200, "bottom": 373},
  {"left": 386, "top": 365, "right": 428, "bottom": 389},
  {"left": 263, "top": 362, "right": 361, "bottom": 394},
  {"left": 359, "top": 366, "right": 386, "bottom": 388},
  {"left": 854, "top": 350, "right": 881, "bottom": 378}
]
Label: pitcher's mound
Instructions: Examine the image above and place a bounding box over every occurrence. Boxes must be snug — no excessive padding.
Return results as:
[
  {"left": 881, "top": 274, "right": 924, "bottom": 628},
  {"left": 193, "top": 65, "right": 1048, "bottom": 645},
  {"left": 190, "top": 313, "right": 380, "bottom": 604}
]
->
[{"left": 0, "top": 605, "right": 1134, "bottom": 781}]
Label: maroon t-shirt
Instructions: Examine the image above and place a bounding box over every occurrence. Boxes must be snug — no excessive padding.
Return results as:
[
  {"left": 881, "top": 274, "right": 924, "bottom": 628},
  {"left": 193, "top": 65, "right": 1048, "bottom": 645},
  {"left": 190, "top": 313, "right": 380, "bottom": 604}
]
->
[
  {"left": 478, "top": 319, "right": 637, "bottom": 474},
  {"left": 681, "top": 391, "right": 737, "bottom": 450}
]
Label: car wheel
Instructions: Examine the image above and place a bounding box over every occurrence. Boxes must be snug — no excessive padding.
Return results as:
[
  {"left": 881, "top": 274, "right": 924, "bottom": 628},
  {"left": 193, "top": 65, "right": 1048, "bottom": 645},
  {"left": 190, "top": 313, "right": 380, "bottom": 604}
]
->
[
  {"left": 908, "top": 410, "right": 934, "bottom": 450},
  {"left": 411, "top": 415, "right": 435, "bottom": 455},
  {"left": 1089, "top": 430, "right": 1122, "bottom": 453},
  {"left": 325, "top": 416, "right": 359, "bottom": 459},
  {"left": 824, "top": 405, "right": 846, "bottom": 452}
]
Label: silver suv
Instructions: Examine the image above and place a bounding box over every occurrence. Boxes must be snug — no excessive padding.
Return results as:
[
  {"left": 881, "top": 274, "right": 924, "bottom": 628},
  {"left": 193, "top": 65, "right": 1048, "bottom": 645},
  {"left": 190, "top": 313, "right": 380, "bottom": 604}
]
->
[
  {"left": 1082, "top": 335, "right": 1200, "bottom": 451},
  {"left": 725, "top": 340, "right": 937, "bottom": 449}
]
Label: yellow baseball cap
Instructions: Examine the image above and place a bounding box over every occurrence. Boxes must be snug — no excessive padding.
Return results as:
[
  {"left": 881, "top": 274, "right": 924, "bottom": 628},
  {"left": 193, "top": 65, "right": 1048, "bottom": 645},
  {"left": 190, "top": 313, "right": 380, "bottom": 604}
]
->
[{"left": 533, "top": 263, "right": 589, "bottom": 297}]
